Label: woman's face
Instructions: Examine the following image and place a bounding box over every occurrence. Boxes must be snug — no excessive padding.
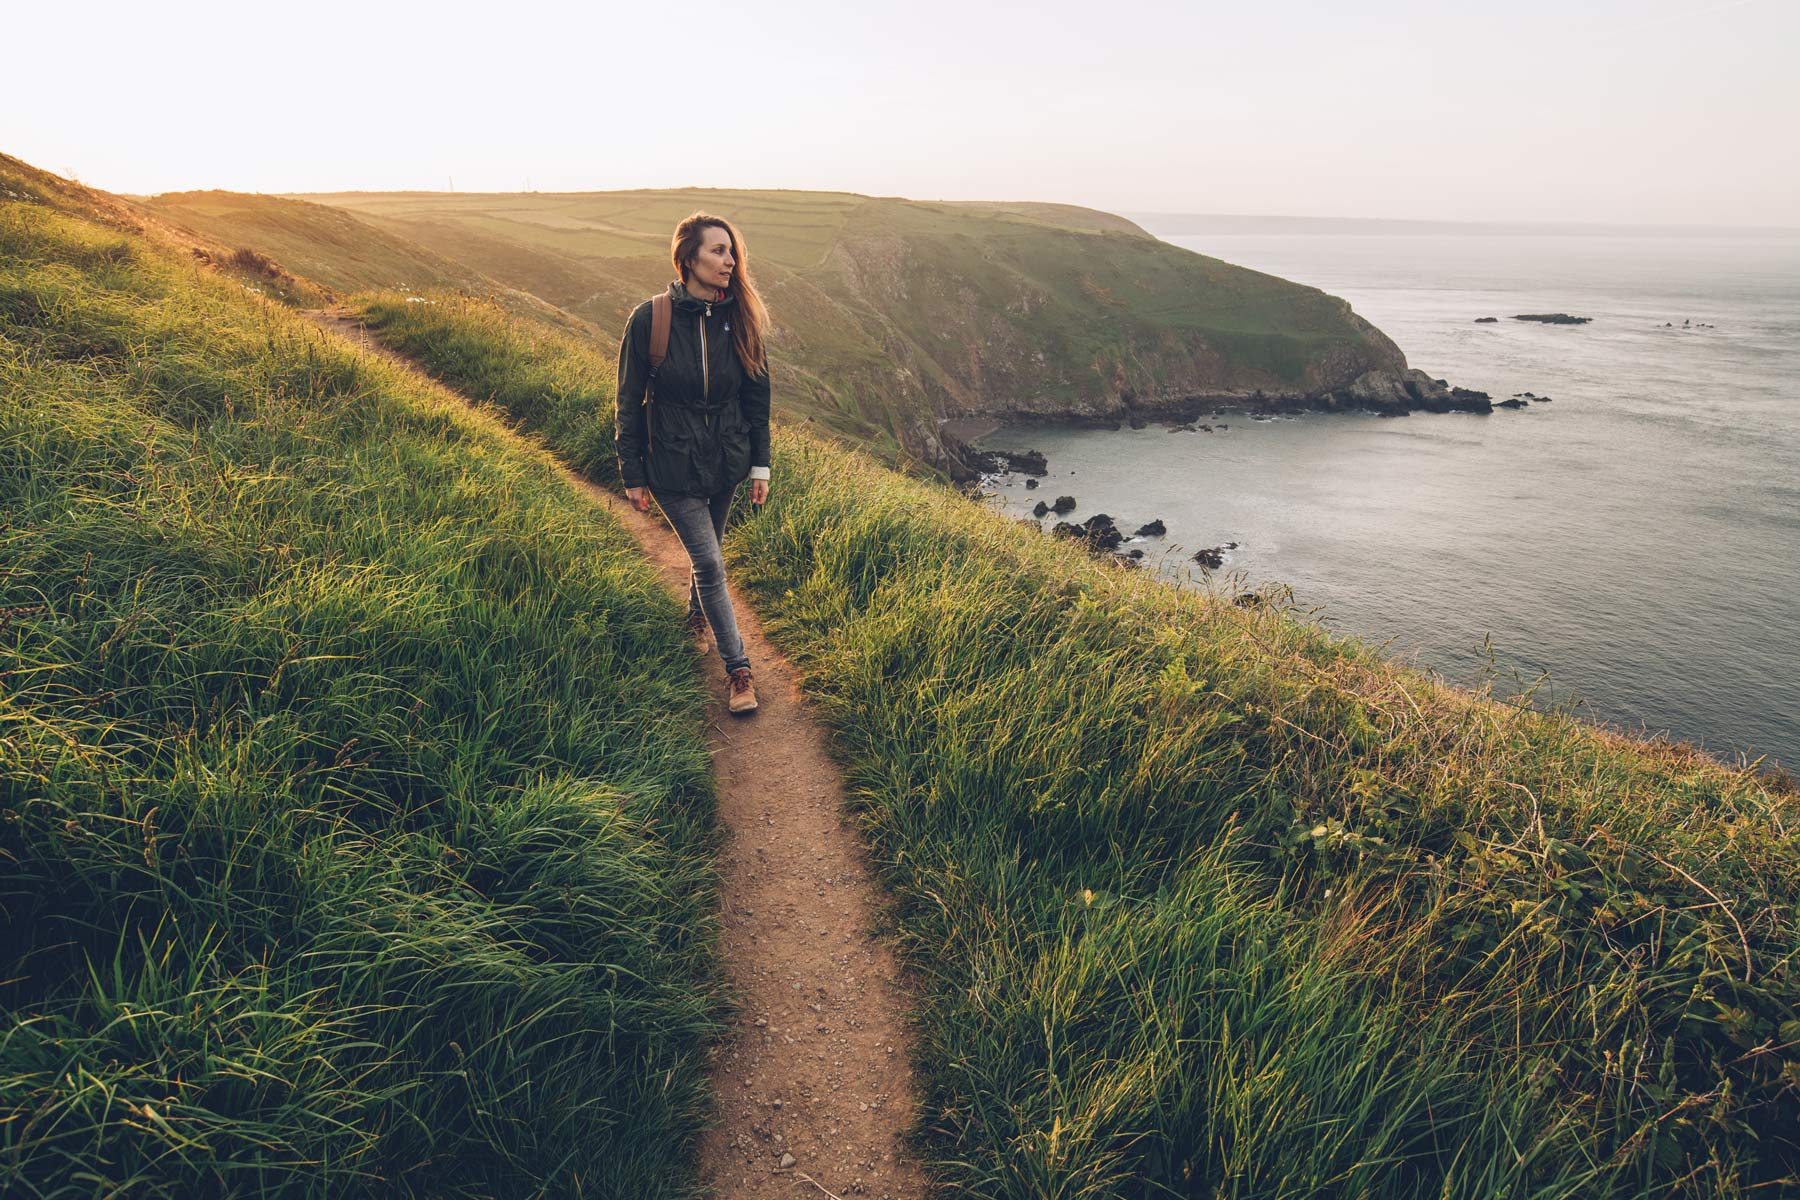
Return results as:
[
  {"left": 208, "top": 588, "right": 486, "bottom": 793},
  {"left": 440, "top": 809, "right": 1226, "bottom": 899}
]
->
[{"left": 686, "top": 225, "right": 736, "bottom": 293}]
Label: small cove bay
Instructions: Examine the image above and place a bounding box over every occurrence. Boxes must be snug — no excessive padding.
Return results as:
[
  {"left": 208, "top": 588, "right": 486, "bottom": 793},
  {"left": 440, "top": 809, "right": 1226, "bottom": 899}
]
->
[{"left": 970, "top": 222, "right": 1800, "bottom": 767}]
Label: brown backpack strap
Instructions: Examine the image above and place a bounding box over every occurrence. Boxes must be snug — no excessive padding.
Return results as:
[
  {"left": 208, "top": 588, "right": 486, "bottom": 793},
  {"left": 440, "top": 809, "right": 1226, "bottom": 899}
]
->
[
  {"left": 648, "top": 293, "right": 672, "bottom": 373},
  {"left": 641, "top": 293, "right": 673, "bottom": 457}
]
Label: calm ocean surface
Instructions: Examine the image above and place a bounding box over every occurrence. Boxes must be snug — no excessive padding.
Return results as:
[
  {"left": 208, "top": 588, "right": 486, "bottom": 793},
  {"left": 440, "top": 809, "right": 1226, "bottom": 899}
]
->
[{"left": 973, "top": 226, "right": 1800, "bottom": 767}]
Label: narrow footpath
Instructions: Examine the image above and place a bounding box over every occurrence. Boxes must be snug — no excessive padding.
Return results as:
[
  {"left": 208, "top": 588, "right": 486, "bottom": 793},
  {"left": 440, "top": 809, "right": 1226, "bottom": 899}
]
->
[{"left": 308, "top": 310, "right": 931, "bottom": 1200}]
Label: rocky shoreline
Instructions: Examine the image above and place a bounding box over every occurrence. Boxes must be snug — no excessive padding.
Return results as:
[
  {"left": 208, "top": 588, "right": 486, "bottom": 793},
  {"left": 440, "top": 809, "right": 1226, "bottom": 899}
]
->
[
  {"left": 963, "top": 456, "right": 1241, "bottom": 576},
  {"left": 948, "top": 367, "right": 1557, "bottom": 575},
  {"left": 940, "top": 367, "right": 1498, "bottom": 482}
]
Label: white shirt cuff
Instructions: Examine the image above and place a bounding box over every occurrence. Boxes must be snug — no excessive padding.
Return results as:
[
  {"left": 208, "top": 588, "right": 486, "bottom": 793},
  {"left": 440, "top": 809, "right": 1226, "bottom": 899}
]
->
[{"left": 749, "top": 465, "right": 771, "bottom": 481}]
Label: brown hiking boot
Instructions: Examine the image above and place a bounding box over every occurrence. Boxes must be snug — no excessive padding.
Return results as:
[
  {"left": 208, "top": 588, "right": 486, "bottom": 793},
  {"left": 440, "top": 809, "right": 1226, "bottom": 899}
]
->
[
  {"left": 684, "top": 607, "right": 709, "bottom": 650},
  {"left": 726, "top": 667, "right": 758, "bottom": 714}
]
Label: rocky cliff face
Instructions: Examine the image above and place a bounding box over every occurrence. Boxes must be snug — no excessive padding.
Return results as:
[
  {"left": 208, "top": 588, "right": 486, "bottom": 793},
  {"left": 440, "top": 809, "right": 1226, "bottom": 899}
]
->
[{"left": 871, "top": 294, "right": 1492, "bottom": 480}]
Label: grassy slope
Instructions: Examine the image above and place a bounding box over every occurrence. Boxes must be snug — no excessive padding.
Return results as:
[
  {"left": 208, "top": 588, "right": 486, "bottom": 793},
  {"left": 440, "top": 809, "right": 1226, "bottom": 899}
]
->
[
  {"left": 355, "top": 293, "right": 627, "bottom": 490},
  {"left": 0, "top": 155, "right": 338, "bottom": 309},
  {"left": 134, "top": 190, "right": 491, "bottom": 296},
  {"left": 0, "top": 166, "right": 724, "bottom": 1196},
  {"left": 360, "top": 293, "right": 1800, "bottom": 1198},
  {"left": 132, "top": 189, "right": 591, "bottom": 335}
]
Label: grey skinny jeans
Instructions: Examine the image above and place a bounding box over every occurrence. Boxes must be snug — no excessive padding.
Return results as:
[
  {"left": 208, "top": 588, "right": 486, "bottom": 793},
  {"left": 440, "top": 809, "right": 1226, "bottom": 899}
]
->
[{"left": 650, "top": 485, "right": 750, "bottom": 673}]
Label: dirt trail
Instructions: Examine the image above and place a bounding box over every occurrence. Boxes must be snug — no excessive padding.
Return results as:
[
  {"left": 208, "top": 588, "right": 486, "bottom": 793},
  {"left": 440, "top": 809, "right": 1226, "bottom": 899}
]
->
[{"left": 308, "top": 309, "right": 931, "bottom": 1200}]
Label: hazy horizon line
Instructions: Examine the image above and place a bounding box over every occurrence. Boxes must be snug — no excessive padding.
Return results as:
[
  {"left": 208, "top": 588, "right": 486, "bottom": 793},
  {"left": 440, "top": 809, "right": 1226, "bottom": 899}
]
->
[
  {"left": 1126, "top": 211, "right": 1800, "bottom": 237},
  {"left": 109, "top": 180, "right": 1800, "bottom": 238}
]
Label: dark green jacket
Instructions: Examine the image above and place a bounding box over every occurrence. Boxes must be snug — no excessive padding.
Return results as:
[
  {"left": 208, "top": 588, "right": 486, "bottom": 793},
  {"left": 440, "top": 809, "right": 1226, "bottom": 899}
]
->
[{"left": 615, "top": 281, "right": 772, "bottom": 497}]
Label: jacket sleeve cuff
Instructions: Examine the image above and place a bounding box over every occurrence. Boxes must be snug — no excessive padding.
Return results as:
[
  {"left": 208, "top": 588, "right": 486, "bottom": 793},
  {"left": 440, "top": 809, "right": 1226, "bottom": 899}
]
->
[{"left": 748, "top": 465, "right": 771, "bottom": 481}]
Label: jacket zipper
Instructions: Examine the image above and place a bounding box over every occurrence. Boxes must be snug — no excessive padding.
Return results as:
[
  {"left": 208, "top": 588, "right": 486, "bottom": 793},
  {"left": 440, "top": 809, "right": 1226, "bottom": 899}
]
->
[{"left": 701, "top": 302, "right": 712, "bottom": 430}]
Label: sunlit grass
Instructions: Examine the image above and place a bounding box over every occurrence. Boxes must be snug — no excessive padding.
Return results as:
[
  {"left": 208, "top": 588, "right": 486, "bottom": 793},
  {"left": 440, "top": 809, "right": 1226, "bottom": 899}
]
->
[{"left": 357, "top": 292, "right": 624, "bottom": 488}]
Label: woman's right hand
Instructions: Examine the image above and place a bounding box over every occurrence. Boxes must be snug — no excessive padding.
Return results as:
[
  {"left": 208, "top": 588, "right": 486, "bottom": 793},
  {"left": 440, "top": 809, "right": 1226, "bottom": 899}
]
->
[{"left": 625, "top": 486, "right": 651, "bottom": 513}]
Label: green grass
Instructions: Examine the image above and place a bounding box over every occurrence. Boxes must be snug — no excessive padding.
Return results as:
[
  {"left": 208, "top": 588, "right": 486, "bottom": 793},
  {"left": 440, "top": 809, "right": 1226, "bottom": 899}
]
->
[
  {"left": 1, "top": 190, "right": 725, "bottom": 1197},
  {"left": 354, "top": 293, "right": 626, "bottom": 488},
  {"left": 350, "top": 296, "right": 1800, "bottom": 1198}
]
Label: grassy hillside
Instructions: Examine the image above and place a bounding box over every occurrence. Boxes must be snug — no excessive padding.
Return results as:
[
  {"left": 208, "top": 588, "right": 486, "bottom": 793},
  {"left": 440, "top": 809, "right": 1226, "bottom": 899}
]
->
[
  {"left": 135, "top": 189, "right": 494, "bottom": 296},
  {"left": 132, "top": 189, "right": 591, "bottom": 334},
  {"left": 1, "top": 165, "right": 724, "bottom": 1195},
  {"left": 359, "top": 292, "right": 1800, "bottom": 1197},
  {"left": 235, "top": 186, "right": 1413, "bottom": 466},
  {"left": 0, "top": 154, "right": 339, "bottom": 308}
]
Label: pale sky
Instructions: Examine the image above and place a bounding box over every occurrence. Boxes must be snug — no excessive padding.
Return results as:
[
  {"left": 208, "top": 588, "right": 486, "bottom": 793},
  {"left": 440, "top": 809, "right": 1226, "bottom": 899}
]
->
[{"left": 8, "top": 0, "right": 1796, "bottom": 225}]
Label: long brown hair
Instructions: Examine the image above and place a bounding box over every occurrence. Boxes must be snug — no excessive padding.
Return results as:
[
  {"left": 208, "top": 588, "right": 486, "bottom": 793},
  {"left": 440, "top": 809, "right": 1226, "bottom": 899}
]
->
[{"left": 672, "top": 212, "right": 769, "bottom": 378}]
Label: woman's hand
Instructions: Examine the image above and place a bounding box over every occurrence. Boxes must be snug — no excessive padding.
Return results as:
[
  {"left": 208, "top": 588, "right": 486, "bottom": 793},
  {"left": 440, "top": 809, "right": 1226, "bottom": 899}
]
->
[
  {"left": 625, "top": 486, "right": 651, "bottom": 513},
  {"left": 751, "top": 478, "right": 769, "bottom": 506}
]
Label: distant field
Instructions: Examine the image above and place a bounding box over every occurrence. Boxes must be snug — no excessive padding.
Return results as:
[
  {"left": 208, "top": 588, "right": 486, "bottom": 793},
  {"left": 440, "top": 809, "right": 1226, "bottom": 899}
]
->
[{"left": 292, "top": 188, "right": 871, "bottom": 271}]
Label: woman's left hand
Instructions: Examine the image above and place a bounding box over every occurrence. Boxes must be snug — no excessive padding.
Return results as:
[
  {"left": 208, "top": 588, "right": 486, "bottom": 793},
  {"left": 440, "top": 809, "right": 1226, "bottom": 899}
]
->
[{"left": 751, "top": 478, "right": 769, "bottom": 506}]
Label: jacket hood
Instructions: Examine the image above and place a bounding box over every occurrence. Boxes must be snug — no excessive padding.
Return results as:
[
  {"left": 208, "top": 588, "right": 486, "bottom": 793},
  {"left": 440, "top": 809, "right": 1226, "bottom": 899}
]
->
[{"left": 666, "top": 279, "right": 739, "bottom": 312}]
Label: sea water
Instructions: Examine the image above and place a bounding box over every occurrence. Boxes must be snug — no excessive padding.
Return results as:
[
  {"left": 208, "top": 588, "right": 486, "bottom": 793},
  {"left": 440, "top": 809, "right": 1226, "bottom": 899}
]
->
[{"left": 972, "top": 224, "right": 1800, "bottom": 767}]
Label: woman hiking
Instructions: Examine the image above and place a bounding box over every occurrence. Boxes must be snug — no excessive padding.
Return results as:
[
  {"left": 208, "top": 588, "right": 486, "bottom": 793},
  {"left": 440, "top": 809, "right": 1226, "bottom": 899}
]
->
[{"left": 616, "top": 212, "right": 772, "bottom": 714}]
